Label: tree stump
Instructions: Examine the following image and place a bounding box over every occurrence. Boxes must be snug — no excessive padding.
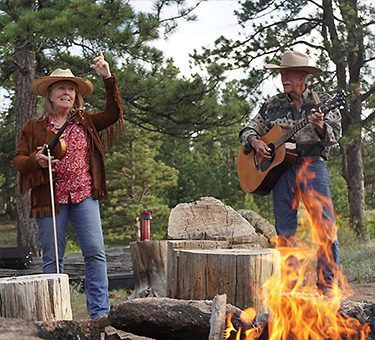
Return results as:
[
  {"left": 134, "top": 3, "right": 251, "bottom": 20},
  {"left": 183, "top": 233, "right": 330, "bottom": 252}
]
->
[
  {"left": 130, "top": 240, "right": 167, "bottom": 298},
  {"left": 168, "top": 248, "right": 280, "bottom": 313},
  {"left": 0, "top": 274, "right": 72, "bottom": 321},
  {"left": 167, "top": 240, "right": 230, "bottom": 297}
]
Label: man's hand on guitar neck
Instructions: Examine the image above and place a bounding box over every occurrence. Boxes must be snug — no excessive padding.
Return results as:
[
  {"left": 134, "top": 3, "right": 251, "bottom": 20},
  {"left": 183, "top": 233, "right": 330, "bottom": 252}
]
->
[{"left": 250, "top": 138, "right": 272, "bottom": 161}]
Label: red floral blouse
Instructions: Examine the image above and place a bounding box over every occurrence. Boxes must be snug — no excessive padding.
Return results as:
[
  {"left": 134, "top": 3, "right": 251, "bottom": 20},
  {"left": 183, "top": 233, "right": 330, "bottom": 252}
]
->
[{"left": 48, "top": 115, "right": 92, "bottom": 204}]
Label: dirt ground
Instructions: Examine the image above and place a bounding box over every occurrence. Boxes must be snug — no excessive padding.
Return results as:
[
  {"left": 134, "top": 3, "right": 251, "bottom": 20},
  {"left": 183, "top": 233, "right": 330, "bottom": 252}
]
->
[{"left": 348, "top": 281, "right": 375, "bottom": 303}]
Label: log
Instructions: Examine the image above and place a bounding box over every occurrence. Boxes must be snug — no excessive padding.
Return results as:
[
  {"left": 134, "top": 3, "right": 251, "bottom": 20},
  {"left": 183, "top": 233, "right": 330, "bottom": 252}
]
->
[
  {"left": 0, "top": 247, "right": 133, "bottom": 281},
  {"left": 109, "top": 297, "right": 212, "bottom": 340},
  {"left": 105, "top": 327, "right": 154, "bottom": 340},
  {"left": 130, "top": 241, "right": 167, "bottom": 298},
  {"left": 169, "top": 248, "right": 280, "bottom": 313},
  {"left": 209, "top": 294, "right": 227, "bottom": 340},
  {"left": 0, "top": 274, "right": 72, "bottom": 321},
  {"left": 109, "top": 296, "right": 246, "bottom": 340}
]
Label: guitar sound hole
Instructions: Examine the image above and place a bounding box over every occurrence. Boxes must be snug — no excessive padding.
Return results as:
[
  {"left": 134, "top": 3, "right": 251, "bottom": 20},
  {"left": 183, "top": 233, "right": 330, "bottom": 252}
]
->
[{"left": 259, "top": 144, "right": 275, "bottom": 172}]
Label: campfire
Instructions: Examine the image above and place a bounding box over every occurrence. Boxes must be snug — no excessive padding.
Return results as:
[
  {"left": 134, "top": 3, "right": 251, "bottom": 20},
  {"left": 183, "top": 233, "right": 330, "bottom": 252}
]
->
[{"left": 225, "top": 160, "right": 371, "bottom": 339}]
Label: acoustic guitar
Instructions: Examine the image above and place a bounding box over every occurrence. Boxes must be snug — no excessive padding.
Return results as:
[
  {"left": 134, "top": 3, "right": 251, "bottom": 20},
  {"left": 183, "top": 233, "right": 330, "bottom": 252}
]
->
[{"left": 237, "top": 92, "right": 345, "bottom": 195}]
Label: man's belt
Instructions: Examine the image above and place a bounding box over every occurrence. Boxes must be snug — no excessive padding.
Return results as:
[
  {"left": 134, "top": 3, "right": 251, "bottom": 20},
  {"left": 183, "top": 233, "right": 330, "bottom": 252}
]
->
[{"left": 296, "top": 144, "right": 324, "bottom": 158}]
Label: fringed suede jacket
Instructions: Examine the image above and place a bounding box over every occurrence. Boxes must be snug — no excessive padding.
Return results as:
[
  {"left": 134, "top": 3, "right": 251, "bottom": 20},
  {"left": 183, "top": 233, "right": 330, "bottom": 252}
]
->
[{"left": 14, "top": 76, "right": 124, "bottom": 218}]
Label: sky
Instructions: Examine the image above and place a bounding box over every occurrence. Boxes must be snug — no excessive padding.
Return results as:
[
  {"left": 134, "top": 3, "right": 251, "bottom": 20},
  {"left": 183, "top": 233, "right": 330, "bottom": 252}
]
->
[
  {"left": 131, "top": 0, "right": 244, "bottom": 77},
  {"left": 131, "top": 0, "right": 280, "bottom": 98}
]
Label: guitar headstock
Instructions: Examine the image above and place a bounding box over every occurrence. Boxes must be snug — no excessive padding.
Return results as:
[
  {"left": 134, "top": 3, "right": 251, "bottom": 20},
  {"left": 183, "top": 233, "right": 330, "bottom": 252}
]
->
[{"left": 320, "top": 91, "right": 346, "bottom": 114}]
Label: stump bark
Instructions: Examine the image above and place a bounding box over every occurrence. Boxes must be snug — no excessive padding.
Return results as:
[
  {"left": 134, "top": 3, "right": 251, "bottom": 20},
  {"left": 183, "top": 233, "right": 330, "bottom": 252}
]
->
[
  {"left": 169, "top": 248, "right": 280, "bottom": 313},
  {"left": 0, "top": 274, "right": 72, "bottom": 321},
  {"left": 130, "top": 240, "right": 167, "bottom": 298}
]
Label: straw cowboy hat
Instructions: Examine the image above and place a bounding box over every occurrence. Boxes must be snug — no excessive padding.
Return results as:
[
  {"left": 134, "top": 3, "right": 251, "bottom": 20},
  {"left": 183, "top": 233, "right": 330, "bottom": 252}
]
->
[
  {"left": 265, "top": 50, "right": 322, "bottom": 74},
  {"left": 31, "top": 68, "right": 94, "bottom": 97}
]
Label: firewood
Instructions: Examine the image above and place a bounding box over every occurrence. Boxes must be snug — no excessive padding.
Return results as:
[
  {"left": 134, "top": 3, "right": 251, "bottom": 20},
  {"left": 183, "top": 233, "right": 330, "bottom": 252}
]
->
[
  {"left": 109, "top": 297, "right": 213, "bottom": 340},
  {"left": 109, "top": 296, "right": 246, "bottom": 340},
  {"left": 105, "top": 326, "right": 155, "bottom": 339},
  {"left": 209, "top": 294, "right": 227, "bottom": 340}
]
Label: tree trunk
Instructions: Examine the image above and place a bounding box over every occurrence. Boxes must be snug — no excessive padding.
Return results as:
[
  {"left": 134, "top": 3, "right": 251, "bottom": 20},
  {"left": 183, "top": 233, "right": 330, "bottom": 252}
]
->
[
  {"left": 14, "top": 45, "right": 40, "bottom": 255},
  {"left": 323, "top": 0, "right": 367, "bottom": 237},
  {"left": 340, "top": 140, "right": 366, "bottom": 236},
  {"left": 0, "top": 274, "right": 72, "bottom": 322}
]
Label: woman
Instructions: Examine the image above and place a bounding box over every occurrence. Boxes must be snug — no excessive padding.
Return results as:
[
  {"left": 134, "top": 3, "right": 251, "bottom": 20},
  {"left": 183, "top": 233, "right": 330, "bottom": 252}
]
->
[{"left": 14, "top": 53, "right": 123, "bottom": 326}]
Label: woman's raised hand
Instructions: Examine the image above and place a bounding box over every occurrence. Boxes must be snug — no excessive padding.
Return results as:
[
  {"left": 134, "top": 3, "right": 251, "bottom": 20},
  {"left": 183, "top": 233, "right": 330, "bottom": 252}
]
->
[{"left": 91, "top": 52, "right": 111, "bottom": 78}]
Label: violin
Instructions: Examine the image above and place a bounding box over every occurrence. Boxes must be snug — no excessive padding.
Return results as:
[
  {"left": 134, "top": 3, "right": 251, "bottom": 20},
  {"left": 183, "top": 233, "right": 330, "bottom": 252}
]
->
[{"left": 43, "top": 109, "right": 81, "bottom": 159}]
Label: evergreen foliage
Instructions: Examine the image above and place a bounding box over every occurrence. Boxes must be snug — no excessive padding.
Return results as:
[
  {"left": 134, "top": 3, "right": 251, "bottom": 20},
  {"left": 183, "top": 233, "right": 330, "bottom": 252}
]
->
[{"left": 0, "top": 0, "right": 373, "bottom": 245}]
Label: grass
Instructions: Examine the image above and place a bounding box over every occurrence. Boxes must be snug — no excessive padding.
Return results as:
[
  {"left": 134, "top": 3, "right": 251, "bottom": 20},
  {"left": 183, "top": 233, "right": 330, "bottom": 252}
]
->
[
  {"left": 0, "top": 222, "right": 17, "bottom": 246},
  {"left": 69, "top": 282, "right": 131, "bottom": 320},
  {"left": 340, "top": 239, "right": 375, "bottom": 283}
]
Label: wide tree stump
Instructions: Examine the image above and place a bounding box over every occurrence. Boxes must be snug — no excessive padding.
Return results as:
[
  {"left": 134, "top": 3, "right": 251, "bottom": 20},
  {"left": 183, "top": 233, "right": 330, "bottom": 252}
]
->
[
  {"left": 169, "top": 248, "right": 280, "bottom": 313},
  {"left": 130, "top": 240, "right": 167, "bottom": 298},
  {"left": 0, "top": 274, "right": 72, "bottom": 321},
  {"left": 167, "top": 240, "right": 230, "bottom": 297}
]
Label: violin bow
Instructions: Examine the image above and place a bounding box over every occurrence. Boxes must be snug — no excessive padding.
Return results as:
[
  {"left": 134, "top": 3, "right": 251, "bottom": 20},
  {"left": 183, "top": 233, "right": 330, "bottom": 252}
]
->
[{"left": 44, "top": 108, "right": 82, "bottom": 273}]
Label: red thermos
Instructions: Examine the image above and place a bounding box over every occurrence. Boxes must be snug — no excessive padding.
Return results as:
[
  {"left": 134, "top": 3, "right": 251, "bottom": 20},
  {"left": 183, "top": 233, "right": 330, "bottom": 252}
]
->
[{"left": 140, "top": 211, "right": 152, "bottom": 241}]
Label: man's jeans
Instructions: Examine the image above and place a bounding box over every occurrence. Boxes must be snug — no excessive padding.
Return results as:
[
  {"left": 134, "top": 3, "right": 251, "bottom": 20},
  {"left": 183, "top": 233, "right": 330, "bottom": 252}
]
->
[
  {"left": 37, "top": 196, "right": 109, "bottom": 319},
  {"left": 272, "top": 157, "right": 339, "bottom": 291}
]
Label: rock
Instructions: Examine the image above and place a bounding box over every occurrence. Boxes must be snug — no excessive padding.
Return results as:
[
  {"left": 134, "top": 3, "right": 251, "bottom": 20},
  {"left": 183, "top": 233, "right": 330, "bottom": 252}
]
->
[
  {"left": 168, "top": 197, "right": 258, "bottom": 244},
  {"left": 238, "top": 209, "right": 277, "bottom": 242}
]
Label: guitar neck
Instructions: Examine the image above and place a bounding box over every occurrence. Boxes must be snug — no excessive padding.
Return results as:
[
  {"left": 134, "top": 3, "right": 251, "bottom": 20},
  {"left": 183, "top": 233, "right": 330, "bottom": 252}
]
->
[
  {"left": 263, "top": 91, "right": 344, "bottom": 150},
  {"left": 275, "top": 117, "right": 309, "bottom": 148}
]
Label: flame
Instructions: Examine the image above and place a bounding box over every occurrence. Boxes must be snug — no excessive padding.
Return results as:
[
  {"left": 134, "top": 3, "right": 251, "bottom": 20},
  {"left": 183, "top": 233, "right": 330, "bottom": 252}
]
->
[{"left": 226, "top": 159, "right": 371, "bottom": 339}]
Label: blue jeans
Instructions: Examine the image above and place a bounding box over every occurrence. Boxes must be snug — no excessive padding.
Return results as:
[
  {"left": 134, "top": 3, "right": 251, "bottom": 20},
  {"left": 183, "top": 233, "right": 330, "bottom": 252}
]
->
[
  {"left": 37, "top": 196, "right": 109, "bottom": 319},
  {"left": 272, "top": 157, "right": 339, "bottom": 291}
]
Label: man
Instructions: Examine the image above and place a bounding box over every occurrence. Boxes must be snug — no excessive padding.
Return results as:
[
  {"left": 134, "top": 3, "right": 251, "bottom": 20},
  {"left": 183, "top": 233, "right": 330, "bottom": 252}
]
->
[{"left": 239, "top": 50, "right": 341, "bottom": 293}]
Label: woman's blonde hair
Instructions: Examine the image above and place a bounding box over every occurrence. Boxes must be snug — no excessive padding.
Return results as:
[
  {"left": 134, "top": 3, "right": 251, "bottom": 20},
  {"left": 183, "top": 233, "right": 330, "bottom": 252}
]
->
[{"left": 39, "top": 81, "right": 84, "bottom": 118}]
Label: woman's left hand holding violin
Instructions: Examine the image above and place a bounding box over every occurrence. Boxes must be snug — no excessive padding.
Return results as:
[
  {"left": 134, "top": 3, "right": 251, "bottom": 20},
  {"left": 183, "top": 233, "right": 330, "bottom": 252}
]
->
[
  {"left": 91, "top": 52, "right": 111, "bottom": 79},
  {"left": 35, "top": 145, "right": 59, "bottom": 169}
]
